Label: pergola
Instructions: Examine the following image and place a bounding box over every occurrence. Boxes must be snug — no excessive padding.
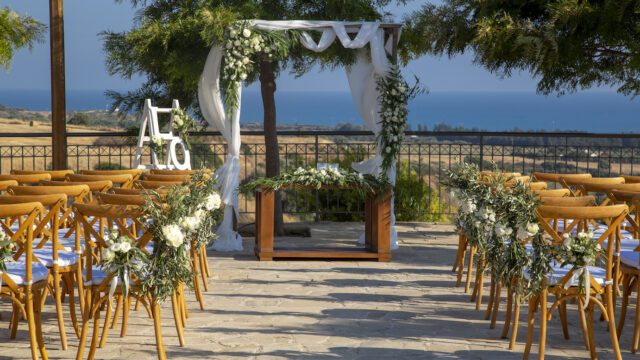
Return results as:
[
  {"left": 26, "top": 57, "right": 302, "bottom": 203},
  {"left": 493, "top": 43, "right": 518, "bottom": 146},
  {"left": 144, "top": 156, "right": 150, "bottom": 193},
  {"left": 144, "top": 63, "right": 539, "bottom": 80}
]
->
[{"left": 49, "top": 0, "right": 66, "bottom": 170}]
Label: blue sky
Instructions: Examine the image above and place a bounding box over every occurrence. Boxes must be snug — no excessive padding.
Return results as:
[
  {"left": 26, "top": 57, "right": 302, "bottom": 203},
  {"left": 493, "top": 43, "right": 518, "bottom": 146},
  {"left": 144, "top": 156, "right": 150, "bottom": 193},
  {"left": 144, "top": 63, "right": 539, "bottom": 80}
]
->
[{"left": 0, "top": 0, "right": 549, "bottom": 93}]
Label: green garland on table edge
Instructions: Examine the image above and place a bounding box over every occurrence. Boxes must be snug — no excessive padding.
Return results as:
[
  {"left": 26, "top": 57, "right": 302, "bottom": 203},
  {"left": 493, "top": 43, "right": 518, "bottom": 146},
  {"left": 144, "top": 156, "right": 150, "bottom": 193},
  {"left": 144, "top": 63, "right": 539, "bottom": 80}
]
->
[{"left": 238, "top": 167, "right": 390, "bottom": 197}]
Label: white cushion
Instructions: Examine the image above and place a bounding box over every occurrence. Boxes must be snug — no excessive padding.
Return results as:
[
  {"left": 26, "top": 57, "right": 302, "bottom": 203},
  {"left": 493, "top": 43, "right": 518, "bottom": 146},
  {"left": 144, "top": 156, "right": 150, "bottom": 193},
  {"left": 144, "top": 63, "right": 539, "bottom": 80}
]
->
[
  {"left": 620, "top": 251, "right": 640, "bottom": 268},
  {"left": 82, "top": 267, "right": 108, "bottom": 286},
  {"left": 602, "top": 238, "right": 640, "bottom": 253},
  {"left": 525, "top": 262, "right": 608, "bottom": 287},
  {"left": 3, "top": 261, "right": 49, "bottom": 285},
  {"left": 29, "top": 247, "right": 78, "bottom": 267}
]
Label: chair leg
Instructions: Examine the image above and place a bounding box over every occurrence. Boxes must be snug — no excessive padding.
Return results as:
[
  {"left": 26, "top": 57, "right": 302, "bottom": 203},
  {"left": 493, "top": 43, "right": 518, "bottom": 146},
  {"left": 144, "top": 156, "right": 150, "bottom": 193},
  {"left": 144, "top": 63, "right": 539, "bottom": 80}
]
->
[
  {"left": 201, "top": 246, "right": 212, "bottom": 278},
  {"left": 65, "top": 273, "right": 80, "bottom": 337},
  {"left": 485, "top": 275, "right": 495, "bottom": 320},
  {"left": 558, "top": 297, "right": 570, "bottom": 340},
  {"left": 53, "top": 272, "right": 68, "bottom": 349},
  {"left": 606, "top": 286, "right": 623, "bottom": 360},
  {"left": 198, "top": 248, "right": 209, "bottom": 291},
  {"left": 192, "top": 248, "right": 205, "bottom": 310},
  {"left": 171, "top": 293, "right": 185, "bottom": 347},
  {"left": 587, "top": 302, "right": 598, "bottom": 359},
  {"left": 87, "top": 301, "right": 102, "bottom": 360},
  {"left": 453, "top": 234, "right": 465, "bottom": 272},
  {"left": 509, "top": 295, "right": 521, "bottom": 350},
  {"left": 76, "top": 265, "right": 86, "bottom": 318},
  {"left": 523, "top": 295, "right": 538, "bottom": 359},
  {"left": 179, "top": 283, "right": 188, "bottom": 323},
  {"left": 99, "top": 299, "right": 112, "bottom": 348},
  {"left": 456, "top": 244, "right": 467, "bottom": 287},
  {"left": 538, "top": 288, "right": 547, "bottom": 360},
  {"left": 152, "top": 300, "right": 167, "bottom": 360},
  {"left": 617, "top": 274, "right": 631, "bottom": 338},
  {"left": 26, "top": 286, "right": 40, "bottom": 360},
  {"left": 632, "top": 285, "right": 640, "bottom": 353},
  {"left": 491, "top": 281, "right": 502, "bottom": 329},
  {"left": 501, "top": 285, "right": 513, "bottom": 339},
  {"left": 10, "top": 302, "right": 20, "bottom": 339},
  {"left": 578, "top": 298, "right": 591, "bottom": 351},
  {"left": 465, "top": 246, "right": 476, "bottom": 294},
  {"left": 33, "top": 289, "right": 49, "bottom": 360},
  {"left": 121, "top": 295, "right": 131, "bottom": 337},
  {"left": 111, "top": 295, "right": 123, "bottom": 329},
  {"left": 475, "top": 258, "right": 485, "bottom": 310}
]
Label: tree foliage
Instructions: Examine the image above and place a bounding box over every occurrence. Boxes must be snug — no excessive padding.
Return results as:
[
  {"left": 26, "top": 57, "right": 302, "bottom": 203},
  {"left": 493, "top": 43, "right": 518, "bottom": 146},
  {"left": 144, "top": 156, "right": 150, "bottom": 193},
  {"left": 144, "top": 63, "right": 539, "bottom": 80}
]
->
[
  {"left": 403, "top": 0, "right": 640, "bottom": 96},
  {"left": 105, "top": 0, "right": 405, "bottom": 113},
  {"left": 0, "top": 7, "right": 45, "bottom": 70}
]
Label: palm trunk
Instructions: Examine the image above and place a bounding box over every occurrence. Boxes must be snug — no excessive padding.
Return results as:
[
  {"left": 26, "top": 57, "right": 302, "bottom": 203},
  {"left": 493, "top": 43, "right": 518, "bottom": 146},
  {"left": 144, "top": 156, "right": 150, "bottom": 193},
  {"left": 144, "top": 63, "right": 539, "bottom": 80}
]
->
[{"left": 260, "top": 56, "right": 285, "bottom": 236}]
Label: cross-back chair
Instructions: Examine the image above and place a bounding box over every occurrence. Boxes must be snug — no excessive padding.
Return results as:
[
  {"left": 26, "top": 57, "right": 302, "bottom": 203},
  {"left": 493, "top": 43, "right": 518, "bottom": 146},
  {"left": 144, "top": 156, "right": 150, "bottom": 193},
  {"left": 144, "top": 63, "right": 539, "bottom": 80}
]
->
[
  {"left": 66, "top": 174, "right": 133, "bottom": 190},
  {"left": 134, "top": 180, "right": 184, "bottom": 190},
  {"left": 522, "top": 204, "right": 628, "bottom": 360},
  {"left": 0, "top": 174, "right": 51, "bottom": 185},
  {"left": 534, "top": 188, "right": 571, "bottom": 198},
  {"left": 81, "top": 169, "right": 144, "bottom": 182},
  {"left": 11, "top": 170, "right": 74, "bottom": 181},
  {"left": 0, "top": 202, "right": 49, "bottom": 360}
]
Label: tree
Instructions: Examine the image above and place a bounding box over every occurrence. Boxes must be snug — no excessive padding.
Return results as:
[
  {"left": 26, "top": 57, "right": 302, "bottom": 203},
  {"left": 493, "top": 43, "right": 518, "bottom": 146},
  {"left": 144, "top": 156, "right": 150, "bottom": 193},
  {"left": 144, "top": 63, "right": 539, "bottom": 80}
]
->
[
  {"left": 403, "top": 0, "right": 640, "bottom": 96},
  {"left": 104, "top": 0, "right": 404, "bottom": 234},
  {"left": 0, "top": 6, "right": 45, "bottom": 70}
]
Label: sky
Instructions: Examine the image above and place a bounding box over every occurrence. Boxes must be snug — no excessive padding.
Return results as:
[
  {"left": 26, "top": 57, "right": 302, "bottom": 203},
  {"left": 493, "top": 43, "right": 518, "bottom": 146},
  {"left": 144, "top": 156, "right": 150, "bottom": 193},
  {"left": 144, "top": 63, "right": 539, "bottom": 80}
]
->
[{"left": 0, "top": 0, "right": 550, "bottom": 94}]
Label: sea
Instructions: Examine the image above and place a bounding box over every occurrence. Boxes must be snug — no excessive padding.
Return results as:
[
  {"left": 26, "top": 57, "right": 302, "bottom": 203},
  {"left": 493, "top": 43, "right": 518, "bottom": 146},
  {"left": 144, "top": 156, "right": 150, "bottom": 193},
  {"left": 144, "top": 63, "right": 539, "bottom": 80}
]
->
[{"left": 0, "top": 89, "right": 638, "bottom": 133}]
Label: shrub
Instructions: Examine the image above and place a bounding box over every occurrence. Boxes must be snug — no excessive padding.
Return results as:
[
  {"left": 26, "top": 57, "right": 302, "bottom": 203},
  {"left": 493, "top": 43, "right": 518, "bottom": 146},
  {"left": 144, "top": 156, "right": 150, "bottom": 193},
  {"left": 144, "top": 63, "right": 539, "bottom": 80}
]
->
[
  {"left": 394, "top": 161, "right": 448, "bottom": 222},
  {"left": 95, "top": 162, "right": 129, "bottom": 170}
]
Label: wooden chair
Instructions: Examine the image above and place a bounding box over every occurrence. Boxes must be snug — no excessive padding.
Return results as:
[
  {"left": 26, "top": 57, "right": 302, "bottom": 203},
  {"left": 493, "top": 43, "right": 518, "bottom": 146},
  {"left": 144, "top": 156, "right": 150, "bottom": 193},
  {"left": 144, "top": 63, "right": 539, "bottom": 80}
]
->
[
  {"left": 532, "top": 172, "right": 592, "bottom": 184},
  {"left": 134, "top": 180, "right": 184, "bottom": 190},
  {"left": 66, "top": 174, "right": 133, "bottom": 189},
  {"left": 73, "top": 203, "right": 173, "bottom": 360},
  {"left": 534, "top": 189, "right": 571, "bottom": 198},
  {"left": 562, "top": 176, "right": 625, "bottom": 198},
  {"left": 0, "top": 194, "right": 80, "bottom": 349},
  {"left": 623, "top": 176, "right": 640, "bottom": 184},
  {"left": 143, "top": 174, "right": 192, "bottom": 183},
  {"left": 0, "top": 202, "right": 49, "bottom": 360},
  {"left": 528, "top": 182, "right": 548, "bottom": 191},
  {"left": 110, "top": 187, "right": 168, "bottom": 196},
  {"left": 149, "top": 169, "right": 200, "bottom": 175},
  {"left": 11, "top": 170, "right": 74, "bottom": 181},
  {"left": 40, "top": 180, "right": 112, "bottom": 203},
  {"left": 81, "top": 169, "right": 143, "bottom": 182},
  {"left": 0, "top": 174, "right": 51, "bottom": 185},
  {"left": 522, "top": 204, "right": 627, "bottom": 360}
]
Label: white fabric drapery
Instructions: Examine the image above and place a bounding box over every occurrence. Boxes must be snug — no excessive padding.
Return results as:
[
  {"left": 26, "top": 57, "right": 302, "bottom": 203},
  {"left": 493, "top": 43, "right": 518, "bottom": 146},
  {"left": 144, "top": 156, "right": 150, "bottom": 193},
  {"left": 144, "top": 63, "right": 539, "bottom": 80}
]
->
[{"left": 198, "top": 20, "right": 401, "bottom": 251}]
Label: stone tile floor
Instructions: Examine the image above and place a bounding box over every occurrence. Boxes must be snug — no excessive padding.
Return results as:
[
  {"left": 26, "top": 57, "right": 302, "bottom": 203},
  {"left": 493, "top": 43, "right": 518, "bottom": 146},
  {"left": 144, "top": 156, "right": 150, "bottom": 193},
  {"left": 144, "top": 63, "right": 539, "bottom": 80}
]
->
[{"left": 0, "top": 222, "right": 635, "bottom": 359}]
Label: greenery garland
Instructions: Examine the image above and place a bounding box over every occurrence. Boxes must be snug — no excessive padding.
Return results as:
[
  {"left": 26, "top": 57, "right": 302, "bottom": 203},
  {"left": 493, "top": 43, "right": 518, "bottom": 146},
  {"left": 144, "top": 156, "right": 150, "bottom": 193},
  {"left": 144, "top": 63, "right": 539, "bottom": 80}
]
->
[
  {"left": 100, "top": 229, "right": 149, "bottom": 298},
  {"left": 239, "top": 166, "right": 389, "bottom": 196},
  {"left": 0, "top": 230, "right": 15, "bottom": 273},
  {"left": 171, "top": 108, "right": 202, "bottom": 151},
  {"left": 376, "top": 65, "right": 422, "bottom": 174},
  {"left": 141, "top": 168, "right": 223, "bottom": 302}
]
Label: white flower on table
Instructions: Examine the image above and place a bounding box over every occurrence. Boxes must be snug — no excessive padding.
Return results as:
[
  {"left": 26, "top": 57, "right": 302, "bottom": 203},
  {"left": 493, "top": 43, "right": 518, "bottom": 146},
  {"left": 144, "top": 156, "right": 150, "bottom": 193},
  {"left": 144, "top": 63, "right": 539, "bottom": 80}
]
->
[
  {"left": 203, "top": 192, "right": 222, "bottom": 211},
  {"left": 162, "top": 224, "right": 185, "bottom": 248}
]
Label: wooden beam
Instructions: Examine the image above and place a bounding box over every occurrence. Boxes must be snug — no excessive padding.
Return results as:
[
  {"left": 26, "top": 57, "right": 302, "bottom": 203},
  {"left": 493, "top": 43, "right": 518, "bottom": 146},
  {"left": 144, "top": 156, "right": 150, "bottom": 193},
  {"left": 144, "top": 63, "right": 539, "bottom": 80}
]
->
[{"left": 50, "top": 0, "right": 67, "bottom": 170}]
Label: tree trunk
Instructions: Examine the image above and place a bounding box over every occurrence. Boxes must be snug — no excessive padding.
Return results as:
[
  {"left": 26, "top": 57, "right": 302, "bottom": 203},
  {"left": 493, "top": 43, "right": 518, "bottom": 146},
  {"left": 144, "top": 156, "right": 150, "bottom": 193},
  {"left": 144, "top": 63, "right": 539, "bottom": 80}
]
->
[{"left": 260, "top": 56, "right": 285, "bottom": 236}]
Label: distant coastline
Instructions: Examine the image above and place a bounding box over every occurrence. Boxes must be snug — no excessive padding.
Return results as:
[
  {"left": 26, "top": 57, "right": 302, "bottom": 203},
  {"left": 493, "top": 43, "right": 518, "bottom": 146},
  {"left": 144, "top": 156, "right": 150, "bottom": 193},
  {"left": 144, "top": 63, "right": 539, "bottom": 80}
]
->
[{"left": 0, "top": 89, "right": 638, "bottom": 133}]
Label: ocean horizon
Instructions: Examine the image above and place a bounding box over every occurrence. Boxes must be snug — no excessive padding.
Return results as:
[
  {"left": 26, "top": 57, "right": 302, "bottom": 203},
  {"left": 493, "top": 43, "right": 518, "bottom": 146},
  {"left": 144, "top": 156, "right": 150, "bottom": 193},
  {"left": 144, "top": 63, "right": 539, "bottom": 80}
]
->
[{"left": 0, "top": 88, "right": 638, "bottom": 133}]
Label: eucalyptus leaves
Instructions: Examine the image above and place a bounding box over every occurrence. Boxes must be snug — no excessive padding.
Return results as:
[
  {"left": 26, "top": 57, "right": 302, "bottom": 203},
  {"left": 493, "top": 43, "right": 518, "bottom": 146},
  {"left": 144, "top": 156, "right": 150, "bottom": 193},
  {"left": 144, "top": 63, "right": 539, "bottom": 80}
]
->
[
  {"left": 376, "top": 66, "right": 421, "bottom": 174},
  {"left": 0, "top": 230, "right": 15, "bottom": 273},
  {"left": 171, "top": 108, "right": 200, "bottom": 150}
]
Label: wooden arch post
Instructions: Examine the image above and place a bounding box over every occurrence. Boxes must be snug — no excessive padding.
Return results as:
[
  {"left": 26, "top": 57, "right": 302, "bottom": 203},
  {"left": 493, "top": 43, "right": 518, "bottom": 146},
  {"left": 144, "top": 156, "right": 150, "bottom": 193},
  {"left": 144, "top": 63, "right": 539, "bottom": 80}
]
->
[{"left": 50, "top": 0, "right": 67, "bottom": 170}]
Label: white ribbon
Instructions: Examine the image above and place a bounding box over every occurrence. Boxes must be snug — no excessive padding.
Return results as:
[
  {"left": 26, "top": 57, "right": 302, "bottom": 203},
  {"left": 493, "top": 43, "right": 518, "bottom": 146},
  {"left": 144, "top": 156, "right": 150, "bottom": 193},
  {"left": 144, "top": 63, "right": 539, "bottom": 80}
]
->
[
  {"left": 565, "top": 266, "right": 591, "bottom": 309},
  {"left": 108, "top": 276, "right": 118, "bottom": 304}
]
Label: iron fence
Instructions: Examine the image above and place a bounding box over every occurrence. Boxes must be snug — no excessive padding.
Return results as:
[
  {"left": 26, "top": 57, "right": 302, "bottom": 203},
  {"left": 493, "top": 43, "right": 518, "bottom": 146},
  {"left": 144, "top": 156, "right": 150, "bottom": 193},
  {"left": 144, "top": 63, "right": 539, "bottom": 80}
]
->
[{"left": 2, "top": 130, "right": 640, "bottom": 221}]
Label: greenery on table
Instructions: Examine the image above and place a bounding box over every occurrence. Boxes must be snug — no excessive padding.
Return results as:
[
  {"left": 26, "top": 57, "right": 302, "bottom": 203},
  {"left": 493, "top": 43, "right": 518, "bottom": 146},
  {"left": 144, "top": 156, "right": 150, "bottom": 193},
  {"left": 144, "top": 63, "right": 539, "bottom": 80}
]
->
[
  {"left": 239, "top": 166, "right": 389, "bottom": 196},
  {"left": 100, "top": 229, "right": 149, "bottom": 298},
  {"left": 0, "top": 7, "right": 45, "bottom": 71},
  {"left": 141, "top": 168, "right": 223, "bottom": 302},
  {"left": 404, "top": 0, "right": 640, "bottom": 97}
]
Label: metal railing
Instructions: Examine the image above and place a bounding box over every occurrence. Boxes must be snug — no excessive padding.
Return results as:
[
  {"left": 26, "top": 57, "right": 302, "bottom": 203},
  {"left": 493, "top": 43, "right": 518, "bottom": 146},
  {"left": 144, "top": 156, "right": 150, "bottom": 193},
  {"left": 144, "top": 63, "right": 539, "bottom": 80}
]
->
[{"left": 2, "top": 130, "right": 640, "bottom": 221}]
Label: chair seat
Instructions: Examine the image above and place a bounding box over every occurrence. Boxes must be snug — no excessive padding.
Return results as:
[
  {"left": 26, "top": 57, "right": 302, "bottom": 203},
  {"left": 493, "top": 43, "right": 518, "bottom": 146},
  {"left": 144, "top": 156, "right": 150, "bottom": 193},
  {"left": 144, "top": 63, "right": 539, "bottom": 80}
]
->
[
  {"left": 603, "top": 238, "right": 640, "bottom": 253},
  {"left": 3, "top": 261, "right": 50, "bottom": 286},
  {"left": 525, "top": 263, "right": 608, "bottom": 287},
  {"left": 82, "top": 267, "right": 108, "bottom": 286},
  {"left": 620, "top": 251, "right": 640, "bottom": 268},
  {"left": 594, "top": 227, "right": 633, "bottom": 240},
  {"left": 29, "top": 247, "right": 78, "bottom": 267}
]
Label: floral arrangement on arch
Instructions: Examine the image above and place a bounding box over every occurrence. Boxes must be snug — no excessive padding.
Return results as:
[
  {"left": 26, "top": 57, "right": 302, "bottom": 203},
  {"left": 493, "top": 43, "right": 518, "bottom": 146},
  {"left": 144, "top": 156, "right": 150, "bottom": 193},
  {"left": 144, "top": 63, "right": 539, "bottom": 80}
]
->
[
  {"left": 141, "top": 168, "right": 223, "bottom": 301},
  {"left": 376, "top": 66, "right": 422, "bottom": 174}
]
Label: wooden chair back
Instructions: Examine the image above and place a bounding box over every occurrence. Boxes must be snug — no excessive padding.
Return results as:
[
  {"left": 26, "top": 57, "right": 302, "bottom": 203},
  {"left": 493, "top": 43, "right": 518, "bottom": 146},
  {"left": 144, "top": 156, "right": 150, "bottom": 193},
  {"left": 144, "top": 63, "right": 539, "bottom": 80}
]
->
[
  {"left": 0, "top": 173, "right": 51, "bottom": 185},
  {"left": 623, "top": 176, "right": 640, "bottom": 184},
  {"left": 143, "top": 174, "right": 191, "bottom": 182},
  {"left": 134, "top": 180, "right": 184, "bottom": 190},
  {"left": 81, "top": 169, "right": 143, "bottom": 181},
  {"left": 11, "top": 169, "right": 74, "bottom": 181},
  {"left": 540, "top": 196, "right": 596, "bottom": 207},
  {"left": 66, "top": 173, "right": 133, "bottom": 189},
  {"left": 534, "top": 189, "right": 571, "bottom": 198},
  {"left": 149, "top": 169, "right": 201, "bottom": 175},
  {"left": 532, "top": 172, "right": 592, "bottom": 183},
  {"left": 528, "top": 182, "right": 548, "bottom": 191},
  {"left": 97, "top": 193, "right": 146, "bottom": 206}
]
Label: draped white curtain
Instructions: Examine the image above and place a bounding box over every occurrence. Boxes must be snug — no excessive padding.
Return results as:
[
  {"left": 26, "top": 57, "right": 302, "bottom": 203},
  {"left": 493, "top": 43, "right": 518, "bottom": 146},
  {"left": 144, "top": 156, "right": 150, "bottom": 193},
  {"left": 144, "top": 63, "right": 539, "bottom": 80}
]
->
[{"left": 198, "top": 21, "right": 401, "bottom": 251}]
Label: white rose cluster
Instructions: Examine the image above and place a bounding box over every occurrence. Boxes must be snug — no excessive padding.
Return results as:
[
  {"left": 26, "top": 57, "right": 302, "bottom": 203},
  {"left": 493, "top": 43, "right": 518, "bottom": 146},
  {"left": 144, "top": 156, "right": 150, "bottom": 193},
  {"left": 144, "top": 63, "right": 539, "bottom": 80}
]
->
[
  {"left": 378, "top": 67, "right": 410, "bottom": 172},
  {"left": 223, "top": 24, "right": 273, "bottom": 85},
  {"left": 161, "top": 224, "right": 185, "bottom": 248},
  {"left": 102, "top": 230, "right": 135, "bottom": 262}
]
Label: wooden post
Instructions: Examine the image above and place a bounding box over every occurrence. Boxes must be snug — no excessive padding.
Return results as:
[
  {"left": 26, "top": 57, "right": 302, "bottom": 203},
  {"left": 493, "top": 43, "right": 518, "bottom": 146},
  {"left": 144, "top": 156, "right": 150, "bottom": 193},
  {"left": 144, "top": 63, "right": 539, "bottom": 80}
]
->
[
  {"left": 50, "top": 0, "right": 67, "bottom": 170},
  {"left": 255, "top": 190, "right": 274, "bottom": 261}
]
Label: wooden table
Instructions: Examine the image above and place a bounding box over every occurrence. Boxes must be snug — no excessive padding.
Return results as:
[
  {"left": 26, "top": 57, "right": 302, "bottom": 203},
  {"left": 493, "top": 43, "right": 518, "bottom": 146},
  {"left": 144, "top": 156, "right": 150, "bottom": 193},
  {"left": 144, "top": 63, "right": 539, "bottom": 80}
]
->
[{"left": 254, "top": 186, "right": 392, "bottom": 262}]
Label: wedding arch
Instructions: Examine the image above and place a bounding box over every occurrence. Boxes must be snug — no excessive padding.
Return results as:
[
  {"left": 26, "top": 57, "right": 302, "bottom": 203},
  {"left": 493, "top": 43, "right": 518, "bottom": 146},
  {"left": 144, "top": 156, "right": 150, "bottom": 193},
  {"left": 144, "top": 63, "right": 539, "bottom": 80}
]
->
[{"left": 198, "top": 20, "right": 405, "bottom": 252}]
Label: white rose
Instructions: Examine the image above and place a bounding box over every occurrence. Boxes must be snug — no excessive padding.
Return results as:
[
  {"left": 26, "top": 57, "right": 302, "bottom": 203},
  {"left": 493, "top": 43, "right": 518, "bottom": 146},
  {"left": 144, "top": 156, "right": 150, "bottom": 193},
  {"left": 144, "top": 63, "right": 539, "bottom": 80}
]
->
[
  {"left": 242, "top": 28, "right": 252, "bottom": 37},
  {"left": 180, "top": 216, "right": 201, "bottom": 232},
  {"left": 240, "top": 73, "right": 248, "bottom": 80},
  {"left": 230, "top": 29, "right": 238, "bottom": 38},
  {"left": 119, "top": 242, "right": 132, "bottom": 253},
  {"left": 234, "top": 40, "right": 241, "bottom": 47},
  {"left": 162, "top": 224, "right": 185, "bottom": 248},
  {"left": 174, "top": 116, "right": 184, "bottom": 127},
  {"left": 242, "top": 57, "right": 250, "bottom": 65},
  {"left": 195, "top": 209, "right": 207, "bottom": 220},
  {"left": 526, "top": 223, "right": 539, "bottom": 236},
  {"left": 563, "top": 236, "right": 572, "bottom": 249},
  {"left": 111, "top": 242, "right": 122, "bottom": 252},
  {"left": 102, "top": 248, "right": 115, "bottom": 261},
  {"left": 398, "top": 86, "right": 406, "bottom": 93}
]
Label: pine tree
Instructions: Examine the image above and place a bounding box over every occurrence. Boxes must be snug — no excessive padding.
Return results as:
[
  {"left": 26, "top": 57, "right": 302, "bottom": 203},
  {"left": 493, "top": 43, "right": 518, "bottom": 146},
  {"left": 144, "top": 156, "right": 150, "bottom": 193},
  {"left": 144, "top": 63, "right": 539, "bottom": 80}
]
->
[
  {"left": 403, "top": 0, "right": 640, "bottom": 96},
  {"left": 0, "top": 6, "right": 45, "bottom": 70}
]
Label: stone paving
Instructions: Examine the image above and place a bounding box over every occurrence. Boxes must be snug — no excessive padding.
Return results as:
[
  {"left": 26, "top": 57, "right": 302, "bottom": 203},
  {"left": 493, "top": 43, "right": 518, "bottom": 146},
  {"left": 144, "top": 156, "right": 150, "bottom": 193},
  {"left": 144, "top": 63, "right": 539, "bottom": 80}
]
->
[{"left": 0, "top": 222, "right": 636, "bottom": 359}]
